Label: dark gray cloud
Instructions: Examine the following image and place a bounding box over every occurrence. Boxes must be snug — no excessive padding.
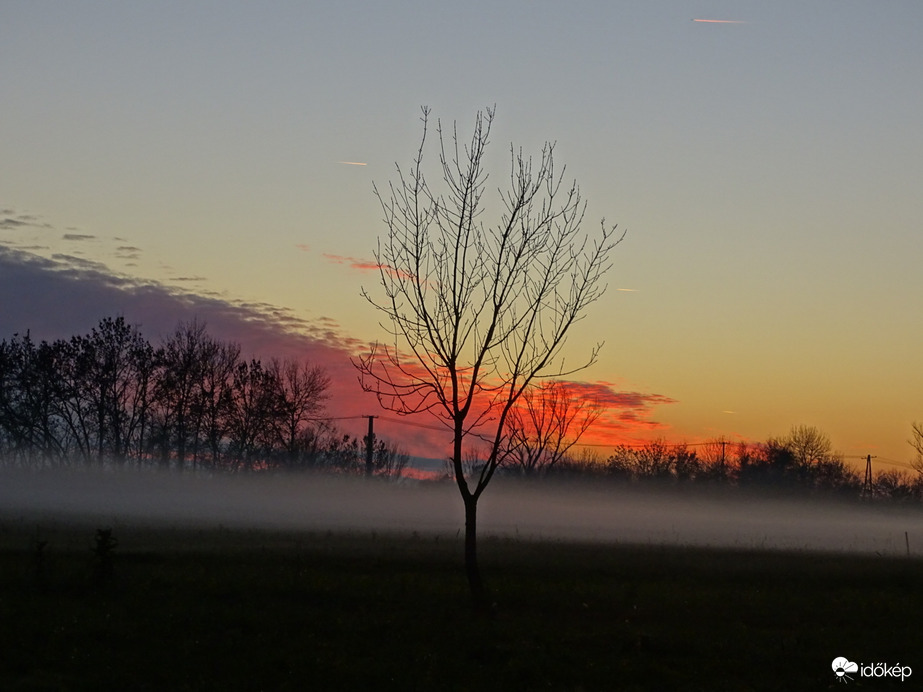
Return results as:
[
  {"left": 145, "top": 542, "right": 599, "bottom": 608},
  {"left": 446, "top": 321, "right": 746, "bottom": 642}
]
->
[
  {"left": 0, "top": 218, "right": 30, "bottom": 230},
  {"left": 114, "top": 246, "right": 142, "bottom": 260},
  {"left": 50, "top": 253, "right": 112, "bottom": 274},
  {"left": 62, "top": 233, "right": 96, "bottom": 241},
  {"left": 0, "top": 247, "right": 368, "bottom": 411},
  {"left": 0, "top": 209, "right": 54, "bottom": 231}
]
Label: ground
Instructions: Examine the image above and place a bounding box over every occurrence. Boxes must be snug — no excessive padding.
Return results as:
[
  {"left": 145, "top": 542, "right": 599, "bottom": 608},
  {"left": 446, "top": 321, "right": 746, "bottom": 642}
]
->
[{"left": 1, "top": 519, "right": 920, "bottom": 691}]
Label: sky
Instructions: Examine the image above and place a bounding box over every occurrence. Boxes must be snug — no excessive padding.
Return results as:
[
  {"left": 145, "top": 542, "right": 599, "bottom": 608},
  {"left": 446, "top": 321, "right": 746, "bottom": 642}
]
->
[{"left": 2, "top": 1, "right": 922, "bottom": 469}]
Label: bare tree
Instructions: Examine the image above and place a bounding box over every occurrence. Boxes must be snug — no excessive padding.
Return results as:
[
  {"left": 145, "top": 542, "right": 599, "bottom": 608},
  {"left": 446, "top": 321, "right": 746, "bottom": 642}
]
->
[
  {"left": 911, "top": 422, "right": 923, "bottom": 476},
  {"left": 153, "top": 320, "right": 210, "bottom": 469},
  {"left": 51, "top": 318, "right": 153, "bottom": 465},
  {"left": 196, "top": 338, "right": 240, "bottom": 469},
  {"left": 369, "top": 438, "right": 410, "bottom": 479},
  {"left": 0, "top": 333, "right": 68, "bottom": 465},
  {"left": 506, "top": 380, "right": 601, "bottom": 476},
  {"left": 88, "top": 317, "right": 156, "bottom": 464},
  {"left": 633, "top": 440, "right": 680, "bottom": 479},
  {"left": 782, "top": 425, "right": 833, "bottom": 467},
  {"left": 267, "top": 358, "right": 330, "bottom": 467},
  {"left": 225, "top": 358, "right": 277, "bottom": 471},
  {"left": 355, "top": 107, "right": 622, "bottom": 604}
]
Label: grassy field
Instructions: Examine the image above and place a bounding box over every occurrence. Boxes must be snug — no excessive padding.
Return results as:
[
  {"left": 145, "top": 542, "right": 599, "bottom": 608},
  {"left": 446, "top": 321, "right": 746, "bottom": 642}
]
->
[{"left": 1, "top": 519, "right": 920, "bottom": 691}]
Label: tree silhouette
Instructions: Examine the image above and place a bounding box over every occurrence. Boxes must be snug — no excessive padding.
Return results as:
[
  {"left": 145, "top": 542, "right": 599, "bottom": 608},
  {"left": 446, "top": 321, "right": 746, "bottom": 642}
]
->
[
  {"left": 153, "top": 320, "right": 212, "bottom": 469},
  {"left": 910, "top": 422, "right": 923, "bottom": 476},
  {"left": 267, "top": 358, "right": 330, "bottom": 468},
  {"left": 505, "top": 380, "right": 601, "bottom": 476},
  {"left": 226, "top": 358, "right": 277, "bottom": 471},
  {"left": 781, "top": 425, "right": 833, "bottom": 467},
  {"left": 355, "top": 106, "right": 621, "bottom": 605},
  {"left": 0, "top": 333, "right": 65, "bottom": 464},
  {"left": 738, "top": 439, "right": 798, "bottom": 487},
  {"left": 48, "top": 318, "right": 153, "bottom": 464},
  {"left": 195, "top": 337, "right": 240, "bottom": 469},
  {"left": 0, "top": 317, "right": 337, "bottom": 471}
]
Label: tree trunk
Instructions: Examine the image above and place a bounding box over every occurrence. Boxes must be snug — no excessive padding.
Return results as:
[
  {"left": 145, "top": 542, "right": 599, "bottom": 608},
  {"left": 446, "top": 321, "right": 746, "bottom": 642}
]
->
[{"left": 463, "top": 493, "right": 489, "bottom": 610}]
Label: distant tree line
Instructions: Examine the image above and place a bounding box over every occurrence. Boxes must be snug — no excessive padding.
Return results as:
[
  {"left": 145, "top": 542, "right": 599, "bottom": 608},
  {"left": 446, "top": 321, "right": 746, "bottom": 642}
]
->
[
  {"left": 0, "top": 316, "right": 406, "bottom": 475},
  {"left": 461, "top": 386, "right": 923, "bottom": 503},
  {"left": 4, "top": 316, "right": 918, "bottom": 502},
  {"left": 522, "top": 425, "right": 923, "bottom": 503}
]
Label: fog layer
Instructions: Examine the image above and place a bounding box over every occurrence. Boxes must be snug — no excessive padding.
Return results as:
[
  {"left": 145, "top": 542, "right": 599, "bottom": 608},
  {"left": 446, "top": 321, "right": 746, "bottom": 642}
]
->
[{"left": 1, "top": 469, "right": 919, "bottom": 556}]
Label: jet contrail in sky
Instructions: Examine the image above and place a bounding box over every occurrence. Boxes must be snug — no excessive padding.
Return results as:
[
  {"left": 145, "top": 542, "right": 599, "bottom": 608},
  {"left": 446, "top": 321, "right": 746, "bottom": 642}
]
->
[
  {"left": 692, "top": 19, "right": 747, "bottom": 24},
  {"left": 337, "top": 161, "right": 368, "bottom": 166}
]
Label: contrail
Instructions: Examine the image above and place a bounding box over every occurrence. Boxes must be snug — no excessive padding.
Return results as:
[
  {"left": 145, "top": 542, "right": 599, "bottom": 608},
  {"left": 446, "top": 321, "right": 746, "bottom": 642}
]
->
[
  {"left": 692, "top": 19, "right": 747, "bottom": 24},
  {"left": 337, "top": 161, "right": 368, "bottom": 166}
]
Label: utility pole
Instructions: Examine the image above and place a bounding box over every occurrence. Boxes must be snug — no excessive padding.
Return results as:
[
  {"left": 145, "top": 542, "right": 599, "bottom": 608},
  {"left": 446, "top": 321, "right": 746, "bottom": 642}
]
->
[
  {"left": 863, "top": 454, "right": 875, "bottom": 496},
  {"left": 364, "top": 415, "right": 377, "bottom": 477}
]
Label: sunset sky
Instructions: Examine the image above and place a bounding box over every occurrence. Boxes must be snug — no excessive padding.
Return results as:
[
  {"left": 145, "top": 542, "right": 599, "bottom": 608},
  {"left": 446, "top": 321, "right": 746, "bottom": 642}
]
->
[{"left": 2, "top": 1, "right": 921, "bottom": 468}]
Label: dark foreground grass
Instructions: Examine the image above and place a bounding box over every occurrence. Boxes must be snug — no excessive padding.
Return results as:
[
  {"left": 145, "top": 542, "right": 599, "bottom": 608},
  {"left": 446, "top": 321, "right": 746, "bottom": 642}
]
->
[{"left": 1, "top": 521, "right": 920, "bottom": 691}]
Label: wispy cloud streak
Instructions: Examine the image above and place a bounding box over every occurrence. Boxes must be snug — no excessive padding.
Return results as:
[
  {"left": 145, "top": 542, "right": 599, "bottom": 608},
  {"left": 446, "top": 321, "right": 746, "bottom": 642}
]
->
[
  {"left": 0, "top": 210, "right": 53, "bottom": 231},
  {"left": 322, "top": 252, "right": 411, "bottom": 279}
]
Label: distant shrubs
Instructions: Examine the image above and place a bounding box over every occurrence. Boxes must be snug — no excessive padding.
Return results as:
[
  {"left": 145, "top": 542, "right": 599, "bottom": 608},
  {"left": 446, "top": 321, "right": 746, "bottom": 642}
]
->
[
  {"left": 869, "top": 469, "right": 923, "bottom": 502},
  {"left": 517, "top": 427, "right": 923, "bottom": 504}
]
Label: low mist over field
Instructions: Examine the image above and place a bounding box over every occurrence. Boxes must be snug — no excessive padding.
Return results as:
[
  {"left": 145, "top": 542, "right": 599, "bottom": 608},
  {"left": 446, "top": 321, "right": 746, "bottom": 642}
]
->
[{"left": 2, "top": 468, "right": 919, "bottom": 556}]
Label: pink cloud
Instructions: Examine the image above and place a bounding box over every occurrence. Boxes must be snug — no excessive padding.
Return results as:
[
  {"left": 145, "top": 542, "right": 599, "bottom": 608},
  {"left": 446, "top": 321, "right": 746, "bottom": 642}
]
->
[
  {"left": 544, "top": 379, "right": 677, "bottom": 447},
  {"left": 322, "top": 253, "right": 412, "bottom": 280}
]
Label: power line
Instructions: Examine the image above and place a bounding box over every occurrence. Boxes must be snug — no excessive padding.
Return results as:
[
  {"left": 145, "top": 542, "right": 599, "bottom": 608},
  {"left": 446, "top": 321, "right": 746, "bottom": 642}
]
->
[
  {"left": 875, "top": 457, "right": 917, "bottom": 470},
  {"left": 845, "top": 454, "right": 917, "bottom": 470},
  {"left": 376, "top": 415, "right": 447, "bottom": 432},
  {"left": 309, "top": 415, "right": 369, "bottom": 422}
]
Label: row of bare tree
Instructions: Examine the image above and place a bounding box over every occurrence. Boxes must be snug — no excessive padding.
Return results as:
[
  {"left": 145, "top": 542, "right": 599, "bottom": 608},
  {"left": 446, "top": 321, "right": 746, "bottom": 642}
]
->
[
  {"left": 489, "top": 390, "right": 922, "bottom": 503},
  {"left": 0, "top": 317, "right": 403, "bottom": 475},
  {"left": 529, "top": 425, "right": 923, "bottom": 502}
]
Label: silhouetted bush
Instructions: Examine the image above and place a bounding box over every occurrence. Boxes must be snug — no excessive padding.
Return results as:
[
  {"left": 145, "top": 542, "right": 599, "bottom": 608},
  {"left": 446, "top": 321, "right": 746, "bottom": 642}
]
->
[{"left": 91, "top": 528, "right": 118, "bottom": 589}]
